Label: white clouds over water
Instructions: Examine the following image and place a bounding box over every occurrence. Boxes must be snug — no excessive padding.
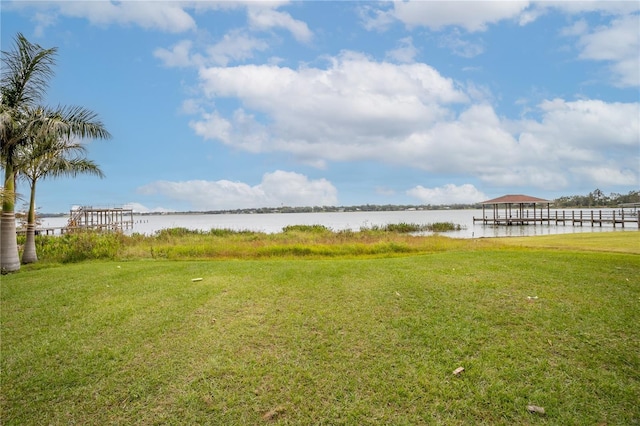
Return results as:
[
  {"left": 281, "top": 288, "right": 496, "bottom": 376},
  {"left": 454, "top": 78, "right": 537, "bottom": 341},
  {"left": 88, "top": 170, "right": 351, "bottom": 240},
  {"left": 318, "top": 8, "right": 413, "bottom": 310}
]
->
[{"left": 138, "top": 171, "right": 338, "bottom": 211}]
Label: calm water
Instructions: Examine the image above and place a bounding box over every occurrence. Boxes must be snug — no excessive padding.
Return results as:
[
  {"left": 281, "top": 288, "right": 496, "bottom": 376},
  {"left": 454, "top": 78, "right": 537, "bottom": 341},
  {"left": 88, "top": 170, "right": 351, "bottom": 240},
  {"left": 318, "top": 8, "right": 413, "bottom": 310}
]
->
[{"left": 40, "top": 209, "right": 638, "bottom": 239}]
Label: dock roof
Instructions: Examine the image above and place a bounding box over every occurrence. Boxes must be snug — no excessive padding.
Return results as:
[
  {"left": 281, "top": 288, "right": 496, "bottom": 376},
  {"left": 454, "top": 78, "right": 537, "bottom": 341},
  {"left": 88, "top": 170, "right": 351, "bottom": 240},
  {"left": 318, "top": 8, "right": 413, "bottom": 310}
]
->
[{"left": 481, "top": 194, "right": 550, "bottom": 205}]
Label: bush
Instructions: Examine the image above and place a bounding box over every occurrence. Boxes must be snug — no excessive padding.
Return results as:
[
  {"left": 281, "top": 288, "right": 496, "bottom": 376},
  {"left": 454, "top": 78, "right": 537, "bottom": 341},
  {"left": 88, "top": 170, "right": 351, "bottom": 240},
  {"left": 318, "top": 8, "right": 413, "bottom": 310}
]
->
[
  {"left": 282, "top": 224, "right": 331, "bottom": 234},
  {"left": 360, "top": 222, "right": 464, "bottom": 233},
  {"left": 36, "top": 231, "right": 123, "bottom": 263}
]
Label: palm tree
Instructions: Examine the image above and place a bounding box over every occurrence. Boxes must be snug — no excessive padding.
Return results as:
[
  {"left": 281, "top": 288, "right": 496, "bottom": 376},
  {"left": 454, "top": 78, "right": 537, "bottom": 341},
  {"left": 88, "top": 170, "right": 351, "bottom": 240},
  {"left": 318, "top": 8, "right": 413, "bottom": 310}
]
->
[
  {"left": 1, "top": 33, "right": 110, "bottom": 272},
  {"left": 16, "top": 132, "right": 105, "bottom": 264}
]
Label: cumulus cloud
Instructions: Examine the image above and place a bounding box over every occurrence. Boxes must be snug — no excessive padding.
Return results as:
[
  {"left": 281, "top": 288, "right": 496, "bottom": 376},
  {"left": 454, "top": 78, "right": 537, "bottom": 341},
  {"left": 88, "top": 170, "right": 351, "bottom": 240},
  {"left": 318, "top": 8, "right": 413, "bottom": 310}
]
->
[
  {"left": 569, "top": 165, "right": 638, "bottom": 187},
  {"left": 192, "top": 52, "right": 468, "bottom": 159},
  {"left": 137, "top": 171, "right": 338, "bottom": 211},
  {"left": 523, "top": 99, "right": 640, "bottom": 151},
  {"left": 188, "top": 50, "right": 638, "bottom": 191},
  {"left": 407, "top": 184, "right": 487, "bottom": 205},
  {"left": 365, "top": 1, "right": 530, "bottom": 32},
  {"left": 572, "top": 13, "right": 640, "bottom": 87}
]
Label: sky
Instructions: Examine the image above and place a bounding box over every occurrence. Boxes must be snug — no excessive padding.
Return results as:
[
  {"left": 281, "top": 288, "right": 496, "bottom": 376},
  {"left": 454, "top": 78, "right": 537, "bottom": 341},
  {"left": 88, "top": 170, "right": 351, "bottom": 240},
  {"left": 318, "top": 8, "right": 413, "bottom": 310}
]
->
[{"left": 2, "top": 1, "right": 639, "bottom": 213}]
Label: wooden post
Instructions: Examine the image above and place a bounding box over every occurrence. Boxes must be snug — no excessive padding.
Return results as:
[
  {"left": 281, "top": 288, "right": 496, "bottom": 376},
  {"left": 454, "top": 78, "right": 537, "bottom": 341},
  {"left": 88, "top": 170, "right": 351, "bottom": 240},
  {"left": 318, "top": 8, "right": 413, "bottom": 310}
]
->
[{"left": 547, "top": 203, "right": 550, "bottom": 225}]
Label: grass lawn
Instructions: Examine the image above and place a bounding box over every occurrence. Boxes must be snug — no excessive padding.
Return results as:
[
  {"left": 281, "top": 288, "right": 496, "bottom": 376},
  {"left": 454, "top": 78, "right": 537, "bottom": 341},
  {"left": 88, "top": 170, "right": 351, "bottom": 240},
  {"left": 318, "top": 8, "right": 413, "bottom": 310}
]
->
[{"left": 1, "top": 233, "right": 639, "bottom": 424}]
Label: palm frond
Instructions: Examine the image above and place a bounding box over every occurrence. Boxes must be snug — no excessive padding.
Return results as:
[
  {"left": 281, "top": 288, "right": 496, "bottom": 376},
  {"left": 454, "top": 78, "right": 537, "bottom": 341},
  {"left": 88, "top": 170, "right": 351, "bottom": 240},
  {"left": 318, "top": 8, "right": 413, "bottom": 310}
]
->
[
  {"left": 1, "top": 33, "right": 57, "bottom": 110},
  {"left": 33, "top": 105, "right": 112, "bottom": 141},
  {"left": 14, "top": 131, "right": 105, "bottom": 184}
]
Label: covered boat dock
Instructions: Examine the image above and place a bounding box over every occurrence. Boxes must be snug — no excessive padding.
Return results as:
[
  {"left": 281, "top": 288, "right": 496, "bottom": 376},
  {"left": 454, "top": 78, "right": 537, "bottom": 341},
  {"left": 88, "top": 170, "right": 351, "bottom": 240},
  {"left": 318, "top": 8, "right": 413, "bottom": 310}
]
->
[
  {"left": 475, "top": 194, "right": 552, "bottom": 226},
  {"left": 474, "top": 194, "right": 639, "bottom": 228}
]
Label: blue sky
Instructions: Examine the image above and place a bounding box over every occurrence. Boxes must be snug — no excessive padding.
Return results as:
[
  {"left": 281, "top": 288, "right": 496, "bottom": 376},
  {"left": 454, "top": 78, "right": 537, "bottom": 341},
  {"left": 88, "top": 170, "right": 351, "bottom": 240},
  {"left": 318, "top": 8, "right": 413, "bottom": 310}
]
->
[{"left": 2, "top": 1, "right": 639, "bottom": 213}]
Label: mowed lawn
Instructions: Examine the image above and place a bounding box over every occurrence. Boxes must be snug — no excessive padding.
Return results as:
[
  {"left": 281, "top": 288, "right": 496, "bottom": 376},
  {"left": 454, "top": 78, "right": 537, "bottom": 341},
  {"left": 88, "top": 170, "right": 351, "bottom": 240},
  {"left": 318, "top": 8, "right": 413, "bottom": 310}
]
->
[{"left": 1, "top": 234, "right": 639, "bottom": 425}]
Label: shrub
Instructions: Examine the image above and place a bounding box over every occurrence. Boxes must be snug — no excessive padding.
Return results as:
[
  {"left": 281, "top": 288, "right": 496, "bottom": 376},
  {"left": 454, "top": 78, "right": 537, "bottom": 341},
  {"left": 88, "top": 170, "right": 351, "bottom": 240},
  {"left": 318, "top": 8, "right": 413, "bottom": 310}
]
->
[
  {"left": 36, "top": 231, "right": 123, "bottom": 263},
  {"left": 282, "top": 224, "right": 331, "bottom": 234}
]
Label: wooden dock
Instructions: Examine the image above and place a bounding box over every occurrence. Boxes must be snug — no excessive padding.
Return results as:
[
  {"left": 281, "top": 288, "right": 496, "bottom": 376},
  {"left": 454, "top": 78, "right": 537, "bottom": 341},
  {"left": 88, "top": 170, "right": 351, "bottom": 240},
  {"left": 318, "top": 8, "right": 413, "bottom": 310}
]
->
[
  {"left": 67, "top": 206, "right": 134, "bottom": 232},
  {"left": 18, "top": 206, "right": 135, "bottom": 236},
  {"left": 474, "top": 209, "right": 639, "bottom": 228},
  {"left": 16, "top": 226, "right": 68, "bottom": 236}
]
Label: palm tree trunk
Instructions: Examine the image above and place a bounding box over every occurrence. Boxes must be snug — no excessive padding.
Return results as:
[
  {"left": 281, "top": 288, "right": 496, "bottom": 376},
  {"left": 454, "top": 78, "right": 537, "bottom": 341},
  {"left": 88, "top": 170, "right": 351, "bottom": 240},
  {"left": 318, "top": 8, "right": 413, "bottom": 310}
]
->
[
  {"left": 1, "top": 164, "right": 21, "bottom": 272},
  {"left": 21, "top": 181, "right": 38, "bottom": 264}
]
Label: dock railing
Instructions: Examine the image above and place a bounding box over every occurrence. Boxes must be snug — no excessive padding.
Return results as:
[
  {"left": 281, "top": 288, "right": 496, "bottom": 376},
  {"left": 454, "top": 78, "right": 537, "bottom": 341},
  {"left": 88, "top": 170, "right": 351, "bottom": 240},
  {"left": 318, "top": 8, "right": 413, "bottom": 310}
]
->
[
  {"left": 474, "top": 208, "right": 639, "bottom": 228},
  {"left": 67, "top": 206, "right": 134, "bottom": 232}
]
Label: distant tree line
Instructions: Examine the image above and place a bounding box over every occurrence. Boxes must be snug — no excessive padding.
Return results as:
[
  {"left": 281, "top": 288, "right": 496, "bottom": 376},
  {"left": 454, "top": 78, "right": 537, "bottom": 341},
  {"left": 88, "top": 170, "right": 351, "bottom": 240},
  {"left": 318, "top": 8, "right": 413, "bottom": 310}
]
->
[
  {"left": 133, "top": 189, "right": 639, "bottom": 216},
  {"left": 553, "top": 189, "right": 639, "bottom": 208}
]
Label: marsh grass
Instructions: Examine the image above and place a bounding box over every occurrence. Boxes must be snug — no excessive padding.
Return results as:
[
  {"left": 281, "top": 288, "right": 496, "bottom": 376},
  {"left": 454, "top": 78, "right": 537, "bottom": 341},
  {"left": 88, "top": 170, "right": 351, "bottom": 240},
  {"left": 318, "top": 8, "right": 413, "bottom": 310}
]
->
[
  {"left": 26, "top": 224, "right": 478, "bottom": 263},
  {"left": 2, "top": 233, "right": 639, "bottom": 425}
]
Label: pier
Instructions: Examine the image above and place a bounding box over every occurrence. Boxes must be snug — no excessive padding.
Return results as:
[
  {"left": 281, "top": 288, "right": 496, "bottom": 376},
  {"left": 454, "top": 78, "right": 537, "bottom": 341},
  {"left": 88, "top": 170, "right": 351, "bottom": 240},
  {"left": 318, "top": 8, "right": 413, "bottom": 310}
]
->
[
  {"left": 18, "top": 206, "right": 135, "bottom": 236},
  {"left": 67, "top": 206, "right": 134, "bottom": 232},
  {"left": 474, "top": 194, "right": 639, "bottom": 228},
  {"left": 473, "top": 208, "right": 639, "bottom": 228}
]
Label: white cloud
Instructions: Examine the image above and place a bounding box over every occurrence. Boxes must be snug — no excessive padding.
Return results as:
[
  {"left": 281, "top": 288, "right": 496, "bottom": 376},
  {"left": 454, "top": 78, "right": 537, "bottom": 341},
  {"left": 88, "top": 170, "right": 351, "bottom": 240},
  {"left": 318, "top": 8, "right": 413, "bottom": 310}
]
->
[
  {"left": 12, "top": 1, "right": 312, "bottom": 43},
  {"left": 407, "top": 184, "right": 487, "bottom": 205},
  {"left": 539, "top": 1, "right": 640, "bottom": 16},
  {"left": 247, "top": 6, "right": 313, "bottom": 42},
  {"left": 386, "top": 37, "right": 419, "bottom": 63},
  {"left": 154, "top": 40, "right": 203, "bottom": 68},
  {"left": 521, "top": 99, "right": 639, "bottom": 151},
  {"left": 190, "top": 111, "right": 233, "bottom": 145},
  {"left": 505, "top": 99, "right": 640, "bottom": 187},
  {"left": 189, "top": 49, "right": 638, "bottom": 191},
  {"left": 206, "top": 29, "right": 270, "bottom": 66},
  {"left": 47, "top": 2, "right": 196, "bottom": 33},
  {"left": 363, "top": 1, "right": 639, "bottom": 33},
  {"left": 194, "top": 52, "right": 468, "bottom": 147},
  {"left": 560, "top": 19, "right": 589, "bottom": 37},
  {"left": 573, "top": 14, "right": 640, "bottom": 87},
  {"left": 123, "top": 202, "right": 173, "bottom": 214},
  {"left": 368, "top": 1, "right": 530, "bottom": 32},
  {"left": 155, "top": 30, "right": 271, "bottom": 68},
  {"left": 570, "top": 165, "right": 638, "bottom": 187},
  {"left": 138, "top": 171, "right": 338, "bottom": 210}
]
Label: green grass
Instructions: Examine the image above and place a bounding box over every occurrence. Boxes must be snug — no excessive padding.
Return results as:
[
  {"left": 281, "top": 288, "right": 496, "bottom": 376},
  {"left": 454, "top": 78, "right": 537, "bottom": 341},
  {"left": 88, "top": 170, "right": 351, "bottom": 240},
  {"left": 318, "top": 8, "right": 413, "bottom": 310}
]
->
[
  {"left": 27, "top": 226, "right": 481, "bottom": 263},
  {"left": 1, "top": 233, "right": 639, "bottom": 424}
]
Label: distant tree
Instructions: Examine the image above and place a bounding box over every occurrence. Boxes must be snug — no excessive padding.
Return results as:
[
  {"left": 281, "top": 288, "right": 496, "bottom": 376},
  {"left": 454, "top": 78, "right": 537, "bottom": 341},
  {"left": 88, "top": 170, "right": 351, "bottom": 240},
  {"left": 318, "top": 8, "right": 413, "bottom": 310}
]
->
[{"left": 618, "top": 190, "right": 640, "bottom": 204}]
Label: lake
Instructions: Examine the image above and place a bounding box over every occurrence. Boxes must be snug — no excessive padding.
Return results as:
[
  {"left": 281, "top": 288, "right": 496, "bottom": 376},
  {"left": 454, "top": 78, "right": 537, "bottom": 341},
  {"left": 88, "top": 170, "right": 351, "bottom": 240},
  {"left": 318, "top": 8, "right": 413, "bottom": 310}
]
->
[{"left": 39, "top": 209, "right": 638, "bottom": 239}]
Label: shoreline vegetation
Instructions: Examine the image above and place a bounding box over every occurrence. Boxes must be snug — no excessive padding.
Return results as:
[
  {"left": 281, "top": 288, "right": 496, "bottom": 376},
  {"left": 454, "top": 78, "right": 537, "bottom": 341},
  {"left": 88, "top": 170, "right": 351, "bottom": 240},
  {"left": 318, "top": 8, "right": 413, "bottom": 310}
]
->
[
  {"left": 13, "top": 222, "right": 640, "bottom": 265},
  {"left": 2, "top": 232, "right": 639, "bottom": 424},
  {"left": 23, "top": 222, "right": 470, "bottom": 264}
]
